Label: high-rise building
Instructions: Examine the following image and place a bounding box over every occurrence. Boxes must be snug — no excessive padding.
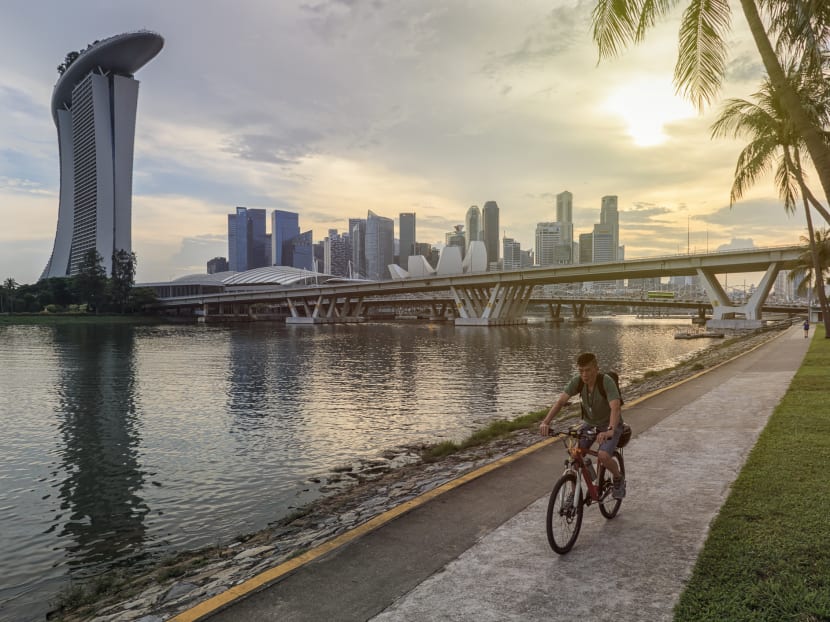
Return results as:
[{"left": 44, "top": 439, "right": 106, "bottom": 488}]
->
[
  {"left": 601, "top": 195, "right": 619, "bottom": 260},
  {"left": 324, "top": 229, "right": 351, "bottom": 277},
  {"left": 592, "top": 223, "right": 615, "bottom": 262},
  {"left": 446, "top": 225, "right": 466, "bottom": 258},
  {"left": 43, "top": 32, "right": 164, "bottom": 278},
  {"left": 535, "top": 222, "right": 572, "bottom": 266},
  {"left": 272, "top": 210, "right": 300, "bottom": 266},
  {"left": 579, "top": 232, "right": 593, "bottom": 264},
  {"left": 503, "top": 237, "right": 521, "bottom": 270},
  {"left": 350, "top": 218, "right": 367, "bottom": 278},
  {"left": 482, "top": 200, "right": 499, "bottom": 268},
  {"left": 399, "top": 213, "right": 416, "bottom": 269},
  {"left": 465, "top": 206, "right": 481, "bottom": 245},
  {"left": 365, "top": 211, "right": 394, "bottom": 280},
  {"left": 207, "top": 257, "right": 228, "bottom": 274},
  {"left": 289, "top": 230, "right": 314, "bottom": 271},
  {"left": 556, "top": 190, "right": 573, "bottom": 223},
  {"left": 228, "top": 207, "right": 267, "bottom": 272}
]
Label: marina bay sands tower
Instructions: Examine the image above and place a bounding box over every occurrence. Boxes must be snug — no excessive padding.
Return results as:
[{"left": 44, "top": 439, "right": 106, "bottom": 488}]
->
[{"left": 43, "top": 31, "right": 164, "bottom": 278}]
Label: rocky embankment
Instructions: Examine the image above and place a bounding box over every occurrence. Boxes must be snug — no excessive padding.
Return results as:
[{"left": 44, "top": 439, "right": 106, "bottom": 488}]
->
[{"left": 54, "top": 323, "right": 792, "bottom": 622}]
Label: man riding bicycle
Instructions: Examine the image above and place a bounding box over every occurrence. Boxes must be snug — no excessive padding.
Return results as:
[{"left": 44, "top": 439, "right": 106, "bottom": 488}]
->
[{"left": 539, "top": 352, "right": 626, "bottom": 499}]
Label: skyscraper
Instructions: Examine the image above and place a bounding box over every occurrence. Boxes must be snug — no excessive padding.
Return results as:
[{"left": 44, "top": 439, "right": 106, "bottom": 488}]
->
[
  {"left": 502, "top": 237, "right": 521, "bottom": 270},
  {"left": 600, "top": 195, "right": 619, "bottom": 260},
  {"left": 465, "top": 206, "right": 481, "bottom": 245},
  {"left": 350, "top": 218, "right": 367, "bottom": 278},
  {"left": 536, "top": 222, "right": 573, "bottom": 266},
  {"left": 228, "top": 207, "right": 267, "bottom": 272},
  {"left": 579, "top": 232, "right": 593, "bottom": 264},
  {"left": 399, "top": 213, "right": 416, "bottom": 269},
  {"left": 556, "top": 191, "right": 573, "bottom": 223},
  {"left": 272, "top": 210, "right": 300, "bottom": 267},
  {"left": 365, "top": 211, "right": 394, "bottom": 280},
  {"left": 43, "top": 31, "right": 164, "bottom": 278},
  {"left": 482, "top": 200, "right": 500, "bottom": 268}
]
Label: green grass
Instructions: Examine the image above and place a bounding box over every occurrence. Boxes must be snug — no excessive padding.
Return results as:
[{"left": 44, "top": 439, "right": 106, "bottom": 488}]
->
[
  {"left": 420, "top": 408, "right": 571, "bottom": 462},
  {"left": 674, "top": 325, "right": 830, "bottom": 621}
]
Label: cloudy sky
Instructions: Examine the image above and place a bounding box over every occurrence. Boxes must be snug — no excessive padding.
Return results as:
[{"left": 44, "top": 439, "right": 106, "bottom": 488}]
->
[{"left": 0, "top": 0, "right": 814, "bottom": 284}]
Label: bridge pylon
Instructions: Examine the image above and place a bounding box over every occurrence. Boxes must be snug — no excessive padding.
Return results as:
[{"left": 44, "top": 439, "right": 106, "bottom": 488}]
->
[{"left": 451, "top": 283, "right": 532, "bottom": 326}]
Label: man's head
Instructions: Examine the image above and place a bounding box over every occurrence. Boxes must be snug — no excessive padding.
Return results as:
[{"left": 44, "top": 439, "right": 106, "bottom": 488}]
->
[{"left": 576, "top": 352, "right": 598, "bottom": 384}]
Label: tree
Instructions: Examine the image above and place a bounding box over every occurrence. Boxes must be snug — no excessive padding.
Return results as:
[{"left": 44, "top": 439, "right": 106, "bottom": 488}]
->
[
  {"left": 591, "top": 0, "right": 830, "bottom": 225},
  {"left": 711, "top": 65, "right": 830, "bottom": 335},
  {"left": 789, "top": 227, "right": 830, "bottom": 302},
  {"left": 110, "top": 249, "right": 137, "bottom": 313},
  {"left": 74, "top": 249, "right": 107, "bottom": 313},
  {"left": 1, "top": 277, "right": 17, "bottom": 313}
]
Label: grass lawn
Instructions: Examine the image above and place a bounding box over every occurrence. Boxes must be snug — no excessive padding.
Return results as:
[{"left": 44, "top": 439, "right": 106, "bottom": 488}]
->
[{"left": 674, "top": 325, "right": 830, "bottom": 621}]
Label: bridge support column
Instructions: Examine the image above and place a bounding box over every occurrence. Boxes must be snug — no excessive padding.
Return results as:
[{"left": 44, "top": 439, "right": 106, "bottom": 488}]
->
[
  {"left": 545, "top": 303, "right": 564, "bottom": 323},
  {"left": 570, "top": 303, "right": 591, "bottom": 323},
  {"left": 452, "top": 284, "right": 532, "bottom": 326},
  {"left": 699, "top": 264, "right": 780, "bottom": 329}
]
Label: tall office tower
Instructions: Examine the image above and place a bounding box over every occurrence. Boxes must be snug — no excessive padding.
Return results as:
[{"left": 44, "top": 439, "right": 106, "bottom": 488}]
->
[
  {"left": 399, "top": 212, "right": 416, "bottom": 269},
  {"left": 482, "top": 201, "right": 500, "bottom": 268},
  {"left": 228, "top": 207, "right": 267, "bottom": 272},
  {"left": 520, "top": 249, "right": 534, "bottom": 268},
  {"left": 465, "top": 206, "right": 481, "bottom": 245},
  {"left": 502, "top": 237, "right": 521, "bottom": 270},
  {"left": 43, "top": 32, "right": 164, "bottom": 278},
  {"left": 324, "top": 229, "right": 351, "bottom": 277},
  {"left": 272, "top": 210, "right": 300, "bottom": 266},
  {"left": 592, "top": 223, "right": 615, "bottom": 262},
  {"left": 446, "top": 225, "right": 466, "bottom": 258},
  {"left": 350, "top": 218, "right": 367, "bottom": 278},
  {"left": 207, "top": 257, "right": 228, "bottom": 274},
  {"left": 535, "top": 222, "right": 572, "bottom": 266},
  {"left": 556, "top": 191, "right": 573, "bottom": 223},
  {"left": 579, "top": 232, "right": 593, "bottom": 264},
  {"left": 365, "top": 211, "right": 394, "bottom": 280},
  {"left": 600, "top": 195, "right": 620, "bottom": 260},
  {"left": 287, "top": 230, "right": 314, "bottom": 271}
]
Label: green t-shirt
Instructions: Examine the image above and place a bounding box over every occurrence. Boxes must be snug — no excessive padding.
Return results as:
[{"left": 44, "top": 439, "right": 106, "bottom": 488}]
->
[{"left": 563, "top": 373, "right": 621, "bottom": 428}]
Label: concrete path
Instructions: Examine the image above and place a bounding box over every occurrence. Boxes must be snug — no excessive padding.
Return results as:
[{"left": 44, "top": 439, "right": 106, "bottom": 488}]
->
[
  {"left": 203, "top": 326, "right": 809, "bottom": 621},
  {"left": 372, "top": 326, "right": 809, "bottom": 621}
]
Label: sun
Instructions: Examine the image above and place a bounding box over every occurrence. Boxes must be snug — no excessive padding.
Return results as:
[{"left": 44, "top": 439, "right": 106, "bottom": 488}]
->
[{"left": 602, "top": 78, "right": 697, "bottom": 147}]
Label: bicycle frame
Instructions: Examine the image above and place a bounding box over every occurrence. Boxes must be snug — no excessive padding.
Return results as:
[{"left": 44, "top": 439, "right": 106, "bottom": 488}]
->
[{"left": 562, "top": 438, "right": 611, "bottom": 507}]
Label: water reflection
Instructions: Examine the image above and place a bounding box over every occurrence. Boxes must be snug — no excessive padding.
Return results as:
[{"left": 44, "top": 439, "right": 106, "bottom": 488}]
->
[{"left": 52, "top": 324, "right": 149, "bottom": 575}]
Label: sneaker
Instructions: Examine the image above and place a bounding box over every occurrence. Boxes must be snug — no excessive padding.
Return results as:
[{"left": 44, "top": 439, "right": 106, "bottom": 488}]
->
[{"left": 612, "top": 477, "right": 626, "bottom": 499}]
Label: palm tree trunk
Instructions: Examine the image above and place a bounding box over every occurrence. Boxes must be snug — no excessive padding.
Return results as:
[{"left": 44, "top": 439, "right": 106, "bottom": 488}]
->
[
  {"left": 799, "top": 181, "right": 830, "bottom": 337},
  {"left": 801, "top": 183, "right": 830, "bottom": 225},
  {"left": 739, "top": 0, "right": 830, "bottom": 226}
]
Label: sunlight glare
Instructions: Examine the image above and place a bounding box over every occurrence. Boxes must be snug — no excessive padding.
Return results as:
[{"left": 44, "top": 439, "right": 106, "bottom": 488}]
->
[{"left": 602, "top": 79, "right": 697, "bottom": 147}]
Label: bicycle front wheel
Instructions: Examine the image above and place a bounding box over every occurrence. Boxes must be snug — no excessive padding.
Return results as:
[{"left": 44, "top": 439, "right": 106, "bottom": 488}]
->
[
  {"left": 546, "top": 472, "right": 583, "bottom": 554},
  {"left": 598, "top": 451, "right": 625, "bottom": 519}
]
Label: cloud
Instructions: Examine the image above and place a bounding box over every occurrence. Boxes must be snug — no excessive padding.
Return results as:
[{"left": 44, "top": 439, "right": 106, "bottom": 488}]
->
[{"left": 223, "top": 129, "right": 322, "bottom": 166}]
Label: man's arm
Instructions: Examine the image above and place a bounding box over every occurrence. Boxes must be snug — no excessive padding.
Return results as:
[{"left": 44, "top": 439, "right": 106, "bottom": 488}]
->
[
  {"left": 539, "top": 392, "right": 571, "bottom": 436},
  {"left": 598, "top": 398, "right": 621, "bottom": 443}
]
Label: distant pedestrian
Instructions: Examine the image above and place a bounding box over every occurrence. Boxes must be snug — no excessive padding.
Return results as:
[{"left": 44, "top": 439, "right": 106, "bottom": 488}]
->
[{"left": 803, "top": 319, "right": 810, "bottom": 339}]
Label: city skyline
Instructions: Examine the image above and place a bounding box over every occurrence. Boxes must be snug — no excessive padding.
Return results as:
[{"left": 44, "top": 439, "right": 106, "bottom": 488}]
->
[{"left": 0, "top": 1, "right": 814, "bottom": 284}]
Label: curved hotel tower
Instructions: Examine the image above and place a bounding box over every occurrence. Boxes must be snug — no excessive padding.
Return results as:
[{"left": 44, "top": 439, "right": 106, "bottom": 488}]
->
[{"left": 43, "top": 31, "right": 163, "bottom": 278}]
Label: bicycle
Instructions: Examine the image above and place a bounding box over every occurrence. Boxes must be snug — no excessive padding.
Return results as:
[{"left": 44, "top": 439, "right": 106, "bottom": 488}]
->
[{"left": 545, "top": 422, "right": 631, "bottom": 554}]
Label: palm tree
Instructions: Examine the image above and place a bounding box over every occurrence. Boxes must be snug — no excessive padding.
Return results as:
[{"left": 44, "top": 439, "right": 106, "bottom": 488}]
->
[
  {"left": 788, "top": 227, "right": 830, "bottom": 309},
  {"left": 591, "top": 0, "right": 830, "bottom": 224},
  {"left": 710, "top": 66, "right": 830, "bottom": 334}
]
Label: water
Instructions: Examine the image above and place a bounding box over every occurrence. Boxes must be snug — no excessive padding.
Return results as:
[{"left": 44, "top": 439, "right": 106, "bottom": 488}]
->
[{"left": 0, "top": 317, "right": 710, "bottom": 621}]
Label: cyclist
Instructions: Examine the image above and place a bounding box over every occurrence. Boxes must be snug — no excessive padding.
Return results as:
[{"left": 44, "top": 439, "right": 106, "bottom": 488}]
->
[{"left": 539, "top": 352, "right": 626, "bottom": 499}]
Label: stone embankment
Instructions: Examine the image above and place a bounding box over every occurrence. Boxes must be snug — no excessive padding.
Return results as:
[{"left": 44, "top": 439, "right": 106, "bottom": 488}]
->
[{"left": 55, "top": 324, "right": 792, "bottom": 622}]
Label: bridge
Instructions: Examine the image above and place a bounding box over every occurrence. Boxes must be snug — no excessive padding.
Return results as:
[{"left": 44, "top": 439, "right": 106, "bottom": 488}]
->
[{"left": 149, "top": 245, "right": 805, "bottom": 328}]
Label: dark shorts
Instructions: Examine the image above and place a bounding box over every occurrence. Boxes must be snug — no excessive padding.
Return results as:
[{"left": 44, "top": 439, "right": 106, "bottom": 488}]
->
[{"left": 578, "top": 422, "right": 624, "bottom": 454}]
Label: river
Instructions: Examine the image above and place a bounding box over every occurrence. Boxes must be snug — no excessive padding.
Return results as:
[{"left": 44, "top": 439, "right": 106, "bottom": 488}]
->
[{"left": 0, "top": 316, "right": 714, "bottom": 621}]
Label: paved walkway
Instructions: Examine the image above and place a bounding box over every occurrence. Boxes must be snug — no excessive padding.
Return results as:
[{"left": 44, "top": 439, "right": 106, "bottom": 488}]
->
[{"left": 203, "top": 326, "right": 809, "bottom": 621}]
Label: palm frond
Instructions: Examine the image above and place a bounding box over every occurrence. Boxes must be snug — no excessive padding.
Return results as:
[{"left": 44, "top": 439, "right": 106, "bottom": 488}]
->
[
  {"left": 592, "top": 0, "right": 643, "bottom": 60},
  {"left": 674, "top": 0, "right": 732, "bottom": 109},
  {"left": 730, "top": 137, "right": 778, "bottom": 204},
  {"left": 774, "top": 153, "right": 800, "bottom": 213},
  {"left": 635, "top": 0, "right": 680, "bottom": 42}
]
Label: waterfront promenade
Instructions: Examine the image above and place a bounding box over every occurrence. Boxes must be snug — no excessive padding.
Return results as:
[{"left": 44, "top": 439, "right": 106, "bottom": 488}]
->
[{"left": 180, "top": 325, "right": 809, "bottom": 621}]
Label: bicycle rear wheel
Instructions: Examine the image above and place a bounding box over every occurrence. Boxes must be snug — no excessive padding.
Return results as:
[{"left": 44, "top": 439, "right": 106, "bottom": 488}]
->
[
  {"left": 546, "top": 472, "right": 582, "bottom": 554},
  {"left": 598, "top": 451, "right": 625, "bottom": 519}
]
